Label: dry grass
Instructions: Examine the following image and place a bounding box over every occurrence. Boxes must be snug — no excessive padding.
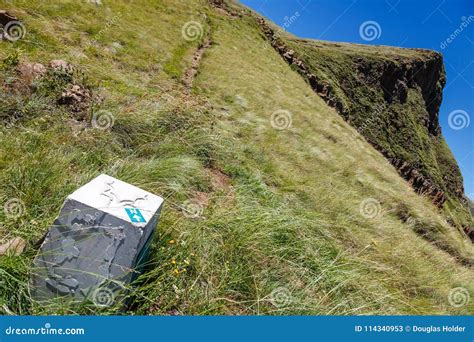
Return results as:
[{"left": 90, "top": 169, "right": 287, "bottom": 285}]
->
[{"left": 0, "top": 0, "right": 472, "bottom": 315}]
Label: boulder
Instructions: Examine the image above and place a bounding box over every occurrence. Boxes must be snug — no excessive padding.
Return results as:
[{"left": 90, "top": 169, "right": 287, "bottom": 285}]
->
[
  {"left": 49, "top": 59, "right": 73, "bottom": 73},
  {"left": 15, "top": 62, "right": 46, "bottom": 87},
  {"left": 0, "top": 237, "right": 26, "bottom": 256},
  {"left": 0, "top": 10, "right": 17, "bottom": 27},
  {"left": 58, "top": 84, "right": 92, "bottom": 118},
  {"left": 16, "top": 62, "right": 46, "bottom": 78}
]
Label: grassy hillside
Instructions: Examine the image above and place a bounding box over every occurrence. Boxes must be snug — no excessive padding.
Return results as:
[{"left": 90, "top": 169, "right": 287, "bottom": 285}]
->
[
  {"left": 271, "top": 34, "right": 471, "bottom": 229},
  {"left": 0, "top": 0, "right": 472, "bottom": 315}
]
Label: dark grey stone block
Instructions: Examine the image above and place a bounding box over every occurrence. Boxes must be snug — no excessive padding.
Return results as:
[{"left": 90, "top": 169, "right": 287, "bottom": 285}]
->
[{"left": 31, "top": 174, "right": 164, "bottom": 306}]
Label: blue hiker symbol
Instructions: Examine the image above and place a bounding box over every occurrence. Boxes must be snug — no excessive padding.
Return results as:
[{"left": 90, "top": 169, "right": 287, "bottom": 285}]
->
[{"left": 125, "top": 208, "right": 146, "bottom": 223}]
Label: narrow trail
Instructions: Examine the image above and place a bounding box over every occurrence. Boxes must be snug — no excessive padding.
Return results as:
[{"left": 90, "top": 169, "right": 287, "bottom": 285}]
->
[{"left": 182, "top": 39, "right": 212, "bottom": 94}]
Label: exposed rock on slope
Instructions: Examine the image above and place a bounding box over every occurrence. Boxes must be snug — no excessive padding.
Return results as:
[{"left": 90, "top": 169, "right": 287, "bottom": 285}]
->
[
  {"left": 0, "top": 10, "right": 22, "bottom": 41},
  {"left": 390, "top": 158, "right": 446, "bottom": 207},
  {"left": 0, "top": 10, "right": 17, "bottom": 28}
]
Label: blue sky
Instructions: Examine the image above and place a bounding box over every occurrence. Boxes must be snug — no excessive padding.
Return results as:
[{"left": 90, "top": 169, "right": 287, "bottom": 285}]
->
[{"left": 240, "top": 0, "right": 474, "bottom": 198}]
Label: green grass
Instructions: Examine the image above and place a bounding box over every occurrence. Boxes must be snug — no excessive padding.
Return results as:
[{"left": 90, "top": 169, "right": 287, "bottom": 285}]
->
[{"left": 0, "top": 0, "right": 472, "bottom": 315}]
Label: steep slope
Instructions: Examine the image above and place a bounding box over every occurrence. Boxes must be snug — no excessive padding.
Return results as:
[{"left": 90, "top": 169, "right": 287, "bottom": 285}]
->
[
  {"left": 0, "top": 0, "right": 472, "bottom": 315},
  {"left": 246, "top": 11, "right": 472, "bottom": 234}
]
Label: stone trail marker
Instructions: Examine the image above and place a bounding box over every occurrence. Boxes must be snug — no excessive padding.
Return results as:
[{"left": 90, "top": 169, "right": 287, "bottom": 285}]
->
[{"left": 31, "top": 174, "right": 164, "bottom": 305}]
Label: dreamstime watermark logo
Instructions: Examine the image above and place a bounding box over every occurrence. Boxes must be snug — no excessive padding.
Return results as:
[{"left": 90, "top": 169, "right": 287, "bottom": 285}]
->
[
  {"left": 282, "top": 12, "right": 300, "bottom": 31},
  {"left": 448, "top": 110, "right": 470, "bottom": 130},
  {"left": 85, "top": 0, "right": 102, "bottom": 5},
  {"left": 270, "top": 11, "right": 301, "bottom": 44},
  {"left": 1, "top": 21, "right": 26, "bottom": 42},
  {"left": 448, "top": 287, "right": 470, "bottom": 308},
  {"left": 4, "top": 322, "right": 85, "bottom": 336},
  {"left": 181, "top": 200, "right": 203, "bottom": 218},
  {"left": 270, "top": 109, "right": 292, "bottom": 130},
  {"left": 3, "top": 198, "right": 26, "bottom": 219},
  {"left": 235, "top": 94, "right": 248, "bottom": 108},
  {"left": 359, "top": 198, "right": 381, "bottom": 219},
  {"left": 91, "top": 287, "right": 115, "bottom": 307},
  {"left": 5, "top": 117, "right": 20, "bottom": 129},
  {"left": 356, "top": 105, "right": 385, "bottom": 135},
  {"left": 87, "top": 13, "right": 122, "bottom": 47},
  {"left": 440, "top": 16, "right": 474, "bottom": 49},
  {"left": 270, "top": 287, "right": 292, "bottom": 308},
  {"left": 359, "top": 21, "right": 382, "bottom": 41},
  {"left": 181, "top": 21, "right": 203, "bottom": 42},
  {"left": 91, "top": 110, "right": 115, "bottom": 130},
  {"left": 405, "top": 216, "right": 417, "bottom": 228}
]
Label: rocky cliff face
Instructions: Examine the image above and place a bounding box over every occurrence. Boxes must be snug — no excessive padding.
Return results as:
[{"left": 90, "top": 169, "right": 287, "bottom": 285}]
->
[
  {"left": 354, "top": 52, "right": 445, "bottom": 136},
  {"left": 253, "top": 16, "right": 465, "bottom": 208}
]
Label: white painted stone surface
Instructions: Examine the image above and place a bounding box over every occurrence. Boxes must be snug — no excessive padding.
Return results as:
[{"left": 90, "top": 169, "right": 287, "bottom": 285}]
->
[{"left": 69, "top": 174, "right": 164, "bottom": 228}]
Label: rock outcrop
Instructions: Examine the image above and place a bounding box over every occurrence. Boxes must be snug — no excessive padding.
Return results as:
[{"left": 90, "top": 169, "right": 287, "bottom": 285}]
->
[
  {"left": 0, "top": 10, "right": 24, "bottom": 41},
  {"left": 353, "top": 53, "right": 445, "bottom": 136},
  {"left": 389, "top": 157, "right": 446, "bottom": 207},
  {"left": 2, "top": 59, "right": 95, "bottom": 123},
  {"left": 0, "top": 10, "right": 17, "bottom": 27},
  {"left": 464, "top": 226, "right": 474, "bottom": 242},
  {"left": 58, "top": 84, "right": 92, "bottom": 119},
  {"left": 208, "top": 0, "right": 242, "bottom": 16}
]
